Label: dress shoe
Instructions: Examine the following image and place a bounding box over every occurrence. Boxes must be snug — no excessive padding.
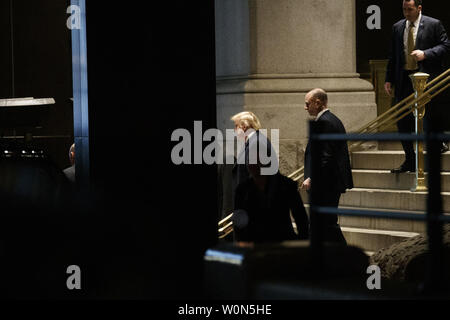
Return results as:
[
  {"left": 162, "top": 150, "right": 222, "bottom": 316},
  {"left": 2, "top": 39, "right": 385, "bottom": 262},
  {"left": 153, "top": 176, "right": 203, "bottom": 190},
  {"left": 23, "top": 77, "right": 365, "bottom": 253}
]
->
[
  {"left": 391, "top": 164, "right": 415, "bottom": 173},
  {"left": 441, "top": 143, "right": 449, "bottom": 154}
]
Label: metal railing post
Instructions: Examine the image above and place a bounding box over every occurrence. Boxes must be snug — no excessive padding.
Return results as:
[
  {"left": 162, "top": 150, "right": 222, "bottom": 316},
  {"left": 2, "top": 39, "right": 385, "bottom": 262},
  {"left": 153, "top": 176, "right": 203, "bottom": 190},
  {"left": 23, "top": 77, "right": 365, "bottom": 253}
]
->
[{"left": 410, "top": 72, "right": 429, "bottom": 192}]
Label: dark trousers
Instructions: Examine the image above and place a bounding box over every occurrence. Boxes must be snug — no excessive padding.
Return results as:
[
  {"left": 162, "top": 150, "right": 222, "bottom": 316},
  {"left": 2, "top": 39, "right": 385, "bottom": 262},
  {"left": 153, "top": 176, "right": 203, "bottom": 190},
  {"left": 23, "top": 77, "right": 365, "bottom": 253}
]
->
[
  {"left": 396, "top": 70, "right": 419, "bottom": 166},
  {"left": 316, "top": 191, "right": 347, "bottom": 245}
]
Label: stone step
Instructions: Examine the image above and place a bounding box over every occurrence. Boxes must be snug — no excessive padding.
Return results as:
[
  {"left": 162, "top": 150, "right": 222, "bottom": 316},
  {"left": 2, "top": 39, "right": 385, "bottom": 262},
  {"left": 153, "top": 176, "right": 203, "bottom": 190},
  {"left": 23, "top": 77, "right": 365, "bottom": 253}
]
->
[
  {"left": 301, "top": 205, "right": 431, "bottom": 252},
  {"left": 376, "top": 140, "right": 449, "bottom": 151},
  {"left": 339, "top": 188, "right": 450, "bottom": 212},
  {"left": 351, "top": 150, "right": 450, "bottom": 171},
  {"left": 357, "top": 141, "right": 447, "bottom": 151},
  {"left": 377, "top": 141, "right": 402, "bottom": 151},
  {"left": 303, "top": 204, "right": 429, "bottom": 233},
  {"left": 337, "top": 207, "right": 427, "bottom": 233},
  {"left": 340, "top": 227, "right": 420, "bottom": 252},
  {"left": 301, "top": 188, "right": 450, "bottom": 213},
  {"left": 352, "top": 169, "right": 450, "bottom": 192}
]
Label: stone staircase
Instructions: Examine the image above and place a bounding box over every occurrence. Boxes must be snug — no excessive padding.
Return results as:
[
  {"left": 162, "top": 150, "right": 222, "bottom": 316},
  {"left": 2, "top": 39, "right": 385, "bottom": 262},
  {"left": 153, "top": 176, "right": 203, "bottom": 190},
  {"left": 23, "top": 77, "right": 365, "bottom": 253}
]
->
[{"left": 300, "top": 141, "right": 450, "bottom": 253}]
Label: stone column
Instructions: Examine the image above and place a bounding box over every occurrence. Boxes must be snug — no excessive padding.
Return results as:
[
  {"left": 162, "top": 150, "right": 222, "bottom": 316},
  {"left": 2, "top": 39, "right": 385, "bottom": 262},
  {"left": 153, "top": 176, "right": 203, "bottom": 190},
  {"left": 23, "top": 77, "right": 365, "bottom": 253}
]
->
[{"left": 216, "top": 0, "right": 376, "bottom": 175}]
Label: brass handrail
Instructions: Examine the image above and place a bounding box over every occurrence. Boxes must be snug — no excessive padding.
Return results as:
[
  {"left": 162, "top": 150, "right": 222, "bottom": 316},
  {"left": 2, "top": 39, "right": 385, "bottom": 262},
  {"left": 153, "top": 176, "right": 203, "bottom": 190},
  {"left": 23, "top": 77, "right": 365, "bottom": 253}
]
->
[
  {"left": 425, "top": 68, "right": 450, "bottom": 88},
  {"left": 218, "top": 213, "right": 234, "bottom": 239},
  {"left": 287, "top": 166, "right": 304, "bottom": 179},
  {"left": 218, "top": 68, "right": 450, "bottom": 238},
  {"left": 218, "top": 213, "right": 233, "bottom": 226},
  {"left": 289, "top": 68, "right": 449, "bottom": 182}
]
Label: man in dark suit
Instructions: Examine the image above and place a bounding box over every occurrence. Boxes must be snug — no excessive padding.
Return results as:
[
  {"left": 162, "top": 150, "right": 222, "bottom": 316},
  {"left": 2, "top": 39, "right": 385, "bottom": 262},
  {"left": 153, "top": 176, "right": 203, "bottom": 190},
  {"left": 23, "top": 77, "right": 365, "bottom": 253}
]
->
[
  {"left": 385, "top": 0, "right": 450, "bottom": 173},
  {"left": 301, "top": 88, "right": 353, "bottom": 244},
  {"left": 231, "top": 111, "right": 278, "bottom": 208}
]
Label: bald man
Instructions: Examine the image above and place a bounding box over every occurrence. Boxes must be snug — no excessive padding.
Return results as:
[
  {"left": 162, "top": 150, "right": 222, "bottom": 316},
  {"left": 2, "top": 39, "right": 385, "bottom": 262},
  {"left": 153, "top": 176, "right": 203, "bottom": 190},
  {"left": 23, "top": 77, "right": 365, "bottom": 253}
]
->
[{"left": 301, "top": 88, "right": 353, "bottom": 244}]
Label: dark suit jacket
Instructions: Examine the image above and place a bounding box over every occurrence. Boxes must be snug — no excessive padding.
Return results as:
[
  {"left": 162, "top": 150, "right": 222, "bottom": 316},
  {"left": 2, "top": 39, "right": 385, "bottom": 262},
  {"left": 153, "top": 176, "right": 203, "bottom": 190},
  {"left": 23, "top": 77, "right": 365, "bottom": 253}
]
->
[
  {"left": 385, "top": 15, "right": 450, "bottom": 102},
  {"left": 233, "top": 173, "right": 309, "bottom": 242},
  {"left": 304, "top": 110, "right": 353, "bottom": 195},
  {"left": 232, "top": 130, "right": 278, "bottom": 202}
]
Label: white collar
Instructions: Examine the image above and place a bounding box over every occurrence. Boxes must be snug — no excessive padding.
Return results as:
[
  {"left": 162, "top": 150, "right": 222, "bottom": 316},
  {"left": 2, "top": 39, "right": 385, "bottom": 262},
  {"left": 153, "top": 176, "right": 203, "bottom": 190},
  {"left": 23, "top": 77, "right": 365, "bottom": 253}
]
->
[
  {"left": 243, "top": 129, "right": 257, "bottom": 144},
  {"left": 315, "top": 108, "right": 329, "bottom": 121},
  {"left": 247, "top": 130, "right": 256, "bottom": 139}
]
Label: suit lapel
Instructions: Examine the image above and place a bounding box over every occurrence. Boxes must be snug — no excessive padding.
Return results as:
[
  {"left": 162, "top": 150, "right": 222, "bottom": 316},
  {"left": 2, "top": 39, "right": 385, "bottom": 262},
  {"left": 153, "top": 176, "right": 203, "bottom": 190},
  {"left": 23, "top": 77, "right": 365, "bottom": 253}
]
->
[
  {"left": 415, "top": 17, "right": 425, "bottom": 49},
  {"left": 399, "top": 20, "right": 407, "bottom": 65}
]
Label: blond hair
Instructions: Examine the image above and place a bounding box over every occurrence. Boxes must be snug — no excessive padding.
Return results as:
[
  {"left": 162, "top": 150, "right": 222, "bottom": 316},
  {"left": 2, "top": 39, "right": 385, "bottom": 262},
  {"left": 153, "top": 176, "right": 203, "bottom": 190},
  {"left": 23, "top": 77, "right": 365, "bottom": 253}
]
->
[{"left": 230, "top": 111, "right": 262, "bottom": 131}]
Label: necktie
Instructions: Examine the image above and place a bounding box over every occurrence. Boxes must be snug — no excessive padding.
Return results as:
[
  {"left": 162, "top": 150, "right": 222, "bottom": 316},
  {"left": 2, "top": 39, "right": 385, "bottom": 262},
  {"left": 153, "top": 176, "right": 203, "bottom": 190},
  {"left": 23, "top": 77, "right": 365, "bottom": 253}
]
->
[{"left": 406, "top": 22, "right": 418, "bottom": 70}]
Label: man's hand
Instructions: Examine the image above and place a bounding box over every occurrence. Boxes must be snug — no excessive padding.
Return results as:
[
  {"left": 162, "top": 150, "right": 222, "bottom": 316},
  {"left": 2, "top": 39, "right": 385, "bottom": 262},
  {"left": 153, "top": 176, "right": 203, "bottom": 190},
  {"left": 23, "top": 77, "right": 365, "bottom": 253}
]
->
[
  {"left": 411, "top": 50, "right": 426, "bottom": 61},
  {"left": 300, "top": 177, "right": 311, "bottom": 191},
  {"left": 384, "top": 82, "right": 392, "bottom": 97}
]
